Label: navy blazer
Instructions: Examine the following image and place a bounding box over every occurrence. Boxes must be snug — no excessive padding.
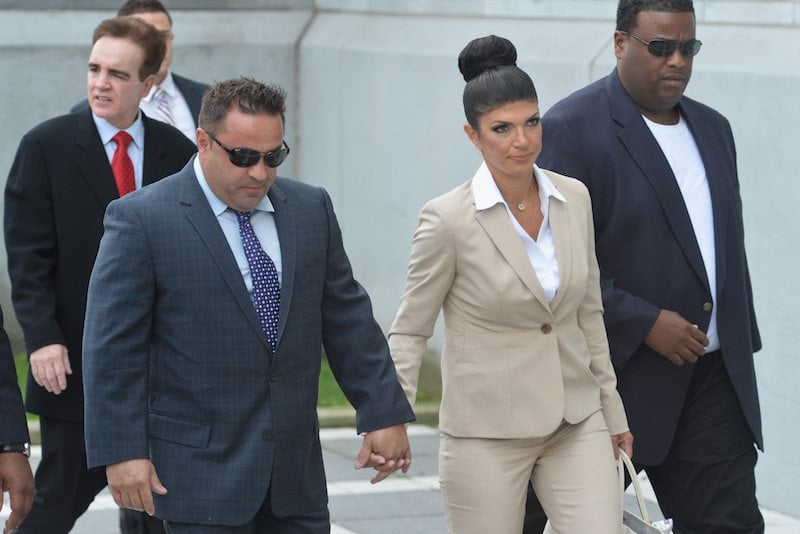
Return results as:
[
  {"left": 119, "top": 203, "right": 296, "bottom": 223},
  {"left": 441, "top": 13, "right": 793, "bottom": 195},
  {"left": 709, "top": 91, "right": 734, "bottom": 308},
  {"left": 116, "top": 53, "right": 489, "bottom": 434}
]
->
[
  {"left": 538, "top": 69, "right": 761, "bottom": 464},
  {"left": 83, "top": 161, "right": 415, "bottom": 524},
  {"left": 4, "top": 108, "right": 196, "bottom": 421}
]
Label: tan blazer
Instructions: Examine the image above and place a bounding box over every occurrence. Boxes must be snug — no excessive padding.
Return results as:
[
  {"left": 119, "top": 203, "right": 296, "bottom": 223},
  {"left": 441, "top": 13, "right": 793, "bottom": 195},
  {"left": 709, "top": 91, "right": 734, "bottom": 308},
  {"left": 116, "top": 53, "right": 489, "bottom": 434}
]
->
[{"left": 389, "top": 166, "right": 628, "bottom": 439}]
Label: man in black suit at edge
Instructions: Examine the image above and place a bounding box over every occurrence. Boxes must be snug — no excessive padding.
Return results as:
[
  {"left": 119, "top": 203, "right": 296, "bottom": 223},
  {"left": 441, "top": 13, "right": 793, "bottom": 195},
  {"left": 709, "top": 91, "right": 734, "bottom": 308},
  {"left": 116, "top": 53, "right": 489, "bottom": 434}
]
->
[
  {"left": 0, "top": 306, "right": 34, "bottom": 534},
  {"left": 4, "top": 16, "right": 196, "bottom": 533}
]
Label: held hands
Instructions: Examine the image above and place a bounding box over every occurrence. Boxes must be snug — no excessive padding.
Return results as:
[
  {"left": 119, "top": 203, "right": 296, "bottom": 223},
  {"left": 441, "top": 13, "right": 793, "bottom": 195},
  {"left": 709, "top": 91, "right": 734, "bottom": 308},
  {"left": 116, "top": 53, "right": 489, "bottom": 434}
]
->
[
  {"left": 354, "top": 424, "right": 412, "bottom": 484},
  {"left": 106, "top": 459, "right": 167, "bottom": 516},
  {"left": 611, "top": 431, "right": 634, "bottom": 462},
  {"left": 29, "top": 343, "right": 71, "bottom": 395},
  {"left": 644, "top": 310, "right": 709, "bottom": 366},
  {"left": 0, "top": 453, "right": 34, "bottom": 534}
]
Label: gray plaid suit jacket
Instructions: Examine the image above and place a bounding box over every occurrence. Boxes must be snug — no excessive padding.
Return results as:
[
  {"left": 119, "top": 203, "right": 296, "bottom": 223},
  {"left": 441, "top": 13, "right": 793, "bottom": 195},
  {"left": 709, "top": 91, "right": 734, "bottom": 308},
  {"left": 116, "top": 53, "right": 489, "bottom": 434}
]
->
[{"left": 82, "top": 159, "right": 414, "bottom": 525}]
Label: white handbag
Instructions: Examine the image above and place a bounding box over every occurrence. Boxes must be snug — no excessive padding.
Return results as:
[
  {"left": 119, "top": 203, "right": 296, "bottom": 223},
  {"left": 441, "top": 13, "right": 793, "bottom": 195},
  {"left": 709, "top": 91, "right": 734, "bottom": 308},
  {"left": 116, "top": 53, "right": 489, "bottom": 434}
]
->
[{"left": 542, "top": 449, "right": 673, "bottom": 534}]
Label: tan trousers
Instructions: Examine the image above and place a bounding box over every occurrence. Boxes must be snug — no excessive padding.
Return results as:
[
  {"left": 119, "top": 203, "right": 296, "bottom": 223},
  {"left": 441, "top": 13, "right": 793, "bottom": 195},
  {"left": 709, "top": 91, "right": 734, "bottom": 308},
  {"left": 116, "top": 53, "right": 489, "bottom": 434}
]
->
[{"left": 439, "top": 411, "right": 619, "bottom": 534}]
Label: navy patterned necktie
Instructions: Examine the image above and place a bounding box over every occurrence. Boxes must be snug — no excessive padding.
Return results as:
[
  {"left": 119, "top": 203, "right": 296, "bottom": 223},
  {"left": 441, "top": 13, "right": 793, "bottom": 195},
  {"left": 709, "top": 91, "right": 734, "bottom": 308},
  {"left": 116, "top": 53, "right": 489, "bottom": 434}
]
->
[{"left": 235, "top": 210, "right": 280, "bottom": 351}]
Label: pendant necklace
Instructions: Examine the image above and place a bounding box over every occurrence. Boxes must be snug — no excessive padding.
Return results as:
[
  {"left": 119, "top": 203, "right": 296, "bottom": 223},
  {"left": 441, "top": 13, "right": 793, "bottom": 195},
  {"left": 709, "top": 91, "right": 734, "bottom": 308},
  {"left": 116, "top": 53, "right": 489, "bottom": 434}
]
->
[{"left": 515, "top": 179, "right": 535, "bottom": 211}]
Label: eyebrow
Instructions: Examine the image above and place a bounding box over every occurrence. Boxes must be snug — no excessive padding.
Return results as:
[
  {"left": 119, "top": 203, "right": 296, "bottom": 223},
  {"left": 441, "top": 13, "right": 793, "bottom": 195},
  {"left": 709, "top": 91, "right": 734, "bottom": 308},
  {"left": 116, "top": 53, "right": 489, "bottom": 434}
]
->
[{"left": 87, "top": 62, "right": 133, "bottom": 80}]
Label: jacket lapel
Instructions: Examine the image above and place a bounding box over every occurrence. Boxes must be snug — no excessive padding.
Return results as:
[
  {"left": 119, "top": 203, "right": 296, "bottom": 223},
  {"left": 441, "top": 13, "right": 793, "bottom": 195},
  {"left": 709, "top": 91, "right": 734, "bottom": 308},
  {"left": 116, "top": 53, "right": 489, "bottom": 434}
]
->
[
  {"left": 475, "top": 203, "right": 551, "bottom": 311},
  {"left": 179, "top": 164, "right": 271, "bottom": 349},
  {"left": 269, "top": 182, "right": 295, "bottom": 351},
  {"left": 548, "top": 194, "right": 572, "bottom": 311},
  {"left": 75, "top": 108, "right": 120, "bottom": 208},
  {"left": 607, "top": 72, "right": 710, "bottom": 292},
  {"left": 680, "top": 101, "right": 730, "bottom": 291}
]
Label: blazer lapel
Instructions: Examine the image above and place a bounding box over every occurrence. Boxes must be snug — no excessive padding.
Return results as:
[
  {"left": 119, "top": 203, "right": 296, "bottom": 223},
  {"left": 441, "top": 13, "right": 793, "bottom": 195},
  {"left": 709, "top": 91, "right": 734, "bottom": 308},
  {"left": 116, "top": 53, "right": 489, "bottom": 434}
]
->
[
  {"left": 269, "top": 182, "right": 295, "bottom": 351},
  {"left": 548, "top": 195, "right": 572, "bottom": 311},
  {"left": 142, "top": 114, "right": 187, "bottom": 185},
  {"left": 475, "top": 203, "right": 551, "bottom": 311},
  {"left": 75, "top": 108, "right": 120, "bottom": 208},
  {"left": 607, "top": 72, "right": 710, "bottom": 292},
  {"left": 179, "top": 165, "right": 271, "bottom": 350},
  {"left": 680, "top": 101, "right": 730, "bottom": 291}
]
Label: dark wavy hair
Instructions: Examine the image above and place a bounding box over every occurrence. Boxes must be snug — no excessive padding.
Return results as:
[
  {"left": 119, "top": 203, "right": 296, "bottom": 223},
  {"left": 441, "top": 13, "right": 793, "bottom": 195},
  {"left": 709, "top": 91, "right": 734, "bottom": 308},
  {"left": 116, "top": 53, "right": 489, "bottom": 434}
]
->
[
  {"left": 616, "top": 0, "right": 695, "bottom": 32},
  {"left": 458, "top": 35, "right": 537, "bottom": 129}
]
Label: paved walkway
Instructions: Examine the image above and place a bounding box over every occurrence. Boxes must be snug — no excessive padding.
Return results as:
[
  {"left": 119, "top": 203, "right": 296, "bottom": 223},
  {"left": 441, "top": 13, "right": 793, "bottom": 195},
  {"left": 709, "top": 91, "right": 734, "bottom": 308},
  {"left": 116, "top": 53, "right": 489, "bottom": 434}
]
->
[{"left": 4, "top": 424, "right": 799, "bottom": 533}]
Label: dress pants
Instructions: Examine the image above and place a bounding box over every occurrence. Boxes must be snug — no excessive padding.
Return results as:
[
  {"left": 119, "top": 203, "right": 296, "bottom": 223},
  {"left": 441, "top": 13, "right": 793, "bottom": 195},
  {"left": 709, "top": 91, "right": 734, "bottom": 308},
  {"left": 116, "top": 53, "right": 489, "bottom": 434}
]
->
[
  {"left": 15, "top": 417, "right": 107, "bottom": 534},
  {"left": 163, "top": 487, "right": 330, "bottom": 534},
  {"left": 440, "top": 411, "right": 619, "bottom": 534},
  {"left": 522, "top": 351, "right": 763, "bottom": 534}
]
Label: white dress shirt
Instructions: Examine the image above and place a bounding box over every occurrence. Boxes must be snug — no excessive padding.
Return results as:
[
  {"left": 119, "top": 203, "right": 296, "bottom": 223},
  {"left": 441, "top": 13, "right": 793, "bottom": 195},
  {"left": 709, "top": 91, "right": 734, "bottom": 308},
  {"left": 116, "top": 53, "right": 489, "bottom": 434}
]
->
[
  {"left": 93, "top": 112, "right": 146, "bottom": 190},
  {"left": 472, "top": 162, "right": 566, "bottom": 303},
  {"left": 193, "top": 156, "right": 283, "bottom": 292},
  {"left": 140, "top": 72, "right": 197, "bottom": 144}
]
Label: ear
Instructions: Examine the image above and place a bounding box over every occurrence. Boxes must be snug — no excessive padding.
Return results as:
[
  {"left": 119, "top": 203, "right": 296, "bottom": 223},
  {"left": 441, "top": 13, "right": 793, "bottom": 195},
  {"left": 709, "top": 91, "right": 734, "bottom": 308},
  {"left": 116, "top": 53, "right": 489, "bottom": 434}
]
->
[
  {"left": 463, "top": 123, "right": 481, "bottom": 150},
  {"left": 614, "top": 31, "right": 626, "bottom": 59},
  {"left": 140, "top": 74, "right": 157, "bottom": 98},
  {"left": 195, "top": 127, "right": 206, "bottom": 150}
]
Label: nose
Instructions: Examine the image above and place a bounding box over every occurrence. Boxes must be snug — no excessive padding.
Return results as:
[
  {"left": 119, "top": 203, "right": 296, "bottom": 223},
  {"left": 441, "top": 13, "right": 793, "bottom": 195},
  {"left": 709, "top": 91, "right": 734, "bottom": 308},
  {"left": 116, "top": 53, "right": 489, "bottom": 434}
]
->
[
  {"left": 666, "top": 47, "right": 687, "bottom": 68},
  {"left": 248, "top": 157, "right": 272, "bottom": 182},
  {"left": 512, "top": 127, "right": 530, "bottom": 148}
]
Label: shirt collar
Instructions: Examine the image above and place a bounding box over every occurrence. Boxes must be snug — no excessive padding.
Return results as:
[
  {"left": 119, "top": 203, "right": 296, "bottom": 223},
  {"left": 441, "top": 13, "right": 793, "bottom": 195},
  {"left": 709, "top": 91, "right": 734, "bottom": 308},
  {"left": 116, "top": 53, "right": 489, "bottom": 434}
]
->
[
  {"left": 143, "top": 71, "right": 177, "bottom": 102},
  {"left": 193, "top": 156, "right": 275, "bottom": 216},
  {"left": 471, "top": 161, "right": 566, "bottom": 211},
  {"left": 92, "top": 111, "right": 145, "bottom": 149}
]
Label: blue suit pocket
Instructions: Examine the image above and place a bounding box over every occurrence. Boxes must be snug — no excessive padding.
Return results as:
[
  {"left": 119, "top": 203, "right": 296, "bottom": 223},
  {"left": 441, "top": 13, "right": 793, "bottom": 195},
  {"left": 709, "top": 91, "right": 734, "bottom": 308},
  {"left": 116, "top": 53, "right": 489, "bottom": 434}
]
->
[{"left": 148, "top": 412, "right": 211, "bottom": 449}]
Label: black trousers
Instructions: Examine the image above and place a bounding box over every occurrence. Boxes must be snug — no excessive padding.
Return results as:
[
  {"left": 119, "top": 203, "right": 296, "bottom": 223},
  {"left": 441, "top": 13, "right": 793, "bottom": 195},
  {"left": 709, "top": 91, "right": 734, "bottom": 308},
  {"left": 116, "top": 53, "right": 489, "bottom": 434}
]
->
[
  {"left": 523, "top": 351, "right": 764, "bottom": 534},
  {"left": 16, "top": 417, "right": 108, "bottom": 534}
]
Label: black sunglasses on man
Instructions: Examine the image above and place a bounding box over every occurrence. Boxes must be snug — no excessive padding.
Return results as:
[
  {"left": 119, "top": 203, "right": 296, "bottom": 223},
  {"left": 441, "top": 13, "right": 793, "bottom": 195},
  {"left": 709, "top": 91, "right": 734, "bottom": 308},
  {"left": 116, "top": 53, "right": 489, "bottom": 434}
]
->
[{"left": 619, "top": 30, "right": 702, "bottom": 57}]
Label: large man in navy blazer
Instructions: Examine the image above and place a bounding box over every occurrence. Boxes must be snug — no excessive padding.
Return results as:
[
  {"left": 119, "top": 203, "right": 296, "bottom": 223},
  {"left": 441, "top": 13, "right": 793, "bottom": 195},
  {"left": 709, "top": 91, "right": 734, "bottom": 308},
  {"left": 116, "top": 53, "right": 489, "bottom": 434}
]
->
[
  {"left": 4, "top": 17, "right": 196, "bottom": 533},
  {"left": 530, "top": 1, "right": 763, "bottom": 533},
  {"left": 82, "top": 77, "right": 415, "bottom": 533}
]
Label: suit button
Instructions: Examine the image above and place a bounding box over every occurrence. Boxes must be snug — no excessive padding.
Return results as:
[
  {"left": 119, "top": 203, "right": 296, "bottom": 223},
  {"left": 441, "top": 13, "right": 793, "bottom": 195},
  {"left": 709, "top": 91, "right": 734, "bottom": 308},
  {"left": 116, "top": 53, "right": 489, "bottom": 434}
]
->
[
  {"left": 703, "top": 302, "right": 713, "bottom": 312},
  {"left": 541, "top": 324, "right": 552, "bottom": 334},
  {"left": 270, "top": 372, "right": 279, "bottom": 382},
  {"left": 262, "top": 429, "right": 272, "bottom": 440}
]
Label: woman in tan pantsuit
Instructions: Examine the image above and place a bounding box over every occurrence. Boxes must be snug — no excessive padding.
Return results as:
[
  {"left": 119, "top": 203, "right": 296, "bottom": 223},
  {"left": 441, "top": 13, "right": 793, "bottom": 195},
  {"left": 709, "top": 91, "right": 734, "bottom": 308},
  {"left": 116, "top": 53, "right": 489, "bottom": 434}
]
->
[{"left": 389, "top": 35, "right": 633, "bottom": 534}]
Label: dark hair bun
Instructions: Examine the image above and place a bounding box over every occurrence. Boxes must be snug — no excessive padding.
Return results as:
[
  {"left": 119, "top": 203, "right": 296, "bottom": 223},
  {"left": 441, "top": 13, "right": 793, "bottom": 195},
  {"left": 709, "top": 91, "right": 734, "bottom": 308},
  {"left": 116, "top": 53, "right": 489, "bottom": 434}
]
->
[{"left": 458, "top": 35, "right": 518, "bottom": 82}]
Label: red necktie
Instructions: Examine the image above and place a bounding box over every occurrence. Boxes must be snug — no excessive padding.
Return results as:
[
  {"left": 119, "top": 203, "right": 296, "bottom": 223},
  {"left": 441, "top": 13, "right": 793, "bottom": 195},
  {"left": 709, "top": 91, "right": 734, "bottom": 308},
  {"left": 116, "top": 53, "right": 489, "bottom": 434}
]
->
[{"left": 111, "top": 131, "right": 135, "bottom": 196}]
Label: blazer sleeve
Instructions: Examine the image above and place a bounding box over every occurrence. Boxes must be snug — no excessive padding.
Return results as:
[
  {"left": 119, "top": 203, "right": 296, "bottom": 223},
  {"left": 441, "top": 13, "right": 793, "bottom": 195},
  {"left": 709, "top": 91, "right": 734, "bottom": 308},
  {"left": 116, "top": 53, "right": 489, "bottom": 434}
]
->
[
  {"left": 574, "top": 190, "right": 628, "bottom": 435},
  {"left": 0, "top": 308, "right": 29, "bottom": 444},
  {"left": 4, "top": 132, "right": 66, "bottom": 353},
  {"left": 540, "top": 117, "right": 660, "bottom": 369},
  {"left": 388, "top": 199, "right": 456, "bottom": 409},
  {"left": 317, "top": 189, "right": 415, "bottom": 433},
  {"left": 83, "top": 199, "right": 154, "bottom": 468}
]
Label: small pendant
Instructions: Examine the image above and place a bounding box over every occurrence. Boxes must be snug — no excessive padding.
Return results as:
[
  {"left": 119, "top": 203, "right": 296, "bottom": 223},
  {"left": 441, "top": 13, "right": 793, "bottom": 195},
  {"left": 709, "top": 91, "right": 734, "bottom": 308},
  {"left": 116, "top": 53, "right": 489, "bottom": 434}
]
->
[{"left": 517, "top": 203, "right": 526, "bottom": 211}]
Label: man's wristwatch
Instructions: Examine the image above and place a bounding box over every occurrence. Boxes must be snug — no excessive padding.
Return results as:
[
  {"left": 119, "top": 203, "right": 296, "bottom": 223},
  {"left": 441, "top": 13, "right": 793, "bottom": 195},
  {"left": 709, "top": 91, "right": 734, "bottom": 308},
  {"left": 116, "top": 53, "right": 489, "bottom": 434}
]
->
[{"left": 0, "top": 442, "right": 31, "bottom": 457}]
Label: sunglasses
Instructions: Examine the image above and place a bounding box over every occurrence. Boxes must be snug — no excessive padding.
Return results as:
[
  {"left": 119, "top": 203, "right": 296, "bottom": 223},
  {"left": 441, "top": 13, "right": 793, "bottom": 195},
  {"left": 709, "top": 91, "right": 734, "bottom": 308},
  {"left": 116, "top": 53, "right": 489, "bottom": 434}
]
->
[
  {"left": 208, "top": 133, "right": 290, "bottom": 168},
  {"left": 619, "top": 31, "right": 702, "bottom": 57}
]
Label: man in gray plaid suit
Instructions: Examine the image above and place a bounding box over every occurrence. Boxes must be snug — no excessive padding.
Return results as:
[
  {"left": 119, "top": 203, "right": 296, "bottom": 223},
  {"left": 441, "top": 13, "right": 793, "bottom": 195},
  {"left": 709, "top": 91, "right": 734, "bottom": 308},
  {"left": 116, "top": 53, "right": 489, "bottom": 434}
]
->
[{"left": 82, "top": 77, "right": 415, "bottom": 533}]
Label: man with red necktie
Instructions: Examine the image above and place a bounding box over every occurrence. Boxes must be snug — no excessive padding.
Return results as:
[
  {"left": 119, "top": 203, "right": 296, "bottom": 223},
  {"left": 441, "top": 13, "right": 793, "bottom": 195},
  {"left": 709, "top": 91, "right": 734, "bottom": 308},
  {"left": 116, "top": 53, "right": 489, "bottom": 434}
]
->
[{"left": 4, "top": 16, "right": 195, "bottom": 533}]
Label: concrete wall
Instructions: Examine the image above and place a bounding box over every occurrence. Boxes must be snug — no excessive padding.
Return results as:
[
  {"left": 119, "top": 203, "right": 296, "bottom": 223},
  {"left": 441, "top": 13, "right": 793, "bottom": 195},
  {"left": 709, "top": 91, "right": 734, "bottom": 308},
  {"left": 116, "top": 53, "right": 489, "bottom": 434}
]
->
[{"left": 1, "top": 0, "right": 798, "bottom": 517}]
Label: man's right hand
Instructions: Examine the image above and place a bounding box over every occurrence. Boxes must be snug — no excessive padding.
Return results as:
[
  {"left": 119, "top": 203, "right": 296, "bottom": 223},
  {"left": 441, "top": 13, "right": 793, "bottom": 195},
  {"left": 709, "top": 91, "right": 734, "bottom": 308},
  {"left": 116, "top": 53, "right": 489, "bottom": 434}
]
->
[
  {"left": 644, "top": 309, "right": 709, "bottom": 365},
  {"left": 106, "top": 459, "right": 168, "bottom": 516},
  {"left": 29, "top": 344, "right": 71, "bottom": 395}
]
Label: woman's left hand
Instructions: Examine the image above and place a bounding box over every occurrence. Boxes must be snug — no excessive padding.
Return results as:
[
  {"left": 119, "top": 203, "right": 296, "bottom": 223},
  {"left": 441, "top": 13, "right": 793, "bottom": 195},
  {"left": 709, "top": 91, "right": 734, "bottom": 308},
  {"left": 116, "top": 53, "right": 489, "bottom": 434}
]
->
[{"left": 611, "top": 431, "right": 634, "bottom": 461}]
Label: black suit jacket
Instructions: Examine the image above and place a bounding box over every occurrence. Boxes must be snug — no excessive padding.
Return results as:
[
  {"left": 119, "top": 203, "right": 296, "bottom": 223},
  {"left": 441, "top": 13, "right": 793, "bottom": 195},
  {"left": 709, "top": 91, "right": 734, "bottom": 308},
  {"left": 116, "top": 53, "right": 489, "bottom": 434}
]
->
[
  {"left": 0, "top": 306, "right": 28, "bottom": 444},
  {"left": 4, "top": 108, "right": 196, "bottom": 420},
  {"left": 71, "top": 72, "right": 208, "bottom": 127},
  {"left": 538, "top": 69, "right": 762, "bottom": 464}
]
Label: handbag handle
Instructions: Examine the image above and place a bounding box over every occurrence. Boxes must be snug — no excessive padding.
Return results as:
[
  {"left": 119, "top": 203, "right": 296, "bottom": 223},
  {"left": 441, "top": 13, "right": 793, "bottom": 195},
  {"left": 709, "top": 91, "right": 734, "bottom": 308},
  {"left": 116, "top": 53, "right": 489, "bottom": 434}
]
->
[{"left": 619, "top": 449, "right": 651, "bottom": 523}]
